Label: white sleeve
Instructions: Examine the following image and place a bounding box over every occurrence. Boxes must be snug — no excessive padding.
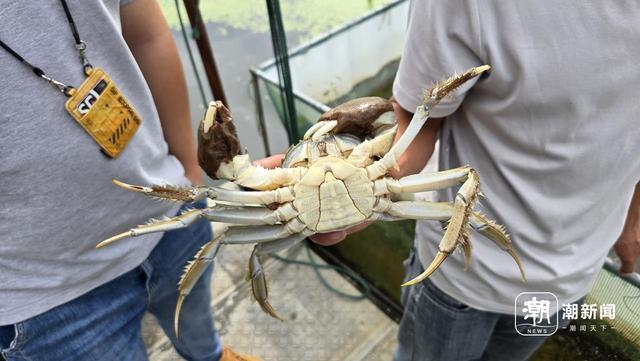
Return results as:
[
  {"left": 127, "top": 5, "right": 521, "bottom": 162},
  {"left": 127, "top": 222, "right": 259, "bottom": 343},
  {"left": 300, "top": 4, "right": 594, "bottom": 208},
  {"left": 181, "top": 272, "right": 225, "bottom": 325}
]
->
[{"left": 393, "top": 0, "right": 485, "bottom": 117}]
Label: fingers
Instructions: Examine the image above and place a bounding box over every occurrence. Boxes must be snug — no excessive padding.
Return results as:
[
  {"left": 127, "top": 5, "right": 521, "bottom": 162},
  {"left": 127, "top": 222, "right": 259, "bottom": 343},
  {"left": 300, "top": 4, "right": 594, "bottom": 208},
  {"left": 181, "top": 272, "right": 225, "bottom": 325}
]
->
[
  {"left": 309, "top": 221, "right": 374, "bottom": 246},
  {"left": 619, "top": 257, "right": 637, "bottom": 274},
  {"left": 346, "top": 221, "right": 373, "bottom": 235},
  {"left": 310, "top": 231, "right": 346, "bottom": 246},
  {"left": 253, "top": 154, "right": 285, "bottom": 169},
  {"left": 614, "top": 237, "right": 639, "bottom": 274}
]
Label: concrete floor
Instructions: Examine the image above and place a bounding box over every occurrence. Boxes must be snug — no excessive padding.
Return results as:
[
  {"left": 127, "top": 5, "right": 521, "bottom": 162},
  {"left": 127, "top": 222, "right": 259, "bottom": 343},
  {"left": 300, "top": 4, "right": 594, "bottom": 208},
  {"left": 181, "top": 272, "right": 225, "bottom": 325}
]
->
[{"left": 142, "top": 241, "right": 398, "bottom": 361}]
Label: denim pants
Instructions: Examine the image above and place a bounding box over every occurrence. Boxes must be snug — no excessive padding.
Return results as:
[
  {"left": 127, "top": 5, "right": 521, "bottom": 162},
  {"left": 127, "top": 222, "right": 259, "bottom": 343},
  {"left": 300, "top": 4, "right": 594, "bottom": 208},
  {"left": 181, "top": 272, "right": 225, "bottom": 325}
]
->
[
  {"left": 393, "top": 249, "right": 576, "bottom": 361},
  {"left": 0, "top": 201, "right": 222, "bottom": 361}
]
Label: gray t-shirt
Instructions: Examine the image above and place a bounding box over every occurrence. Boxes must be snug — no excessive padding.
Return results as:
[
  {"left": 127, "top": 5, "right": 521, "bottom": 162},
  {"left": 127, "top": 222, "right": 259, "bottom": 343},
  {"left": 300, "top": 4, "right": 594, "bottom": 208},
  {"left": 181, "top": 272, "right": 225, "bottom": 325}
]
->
[
  {"left": 0, "top": 0, "right": 186, "bottom": 325},
  {"left": 393, "top": 0, "right": 640, "bottom": 314}
]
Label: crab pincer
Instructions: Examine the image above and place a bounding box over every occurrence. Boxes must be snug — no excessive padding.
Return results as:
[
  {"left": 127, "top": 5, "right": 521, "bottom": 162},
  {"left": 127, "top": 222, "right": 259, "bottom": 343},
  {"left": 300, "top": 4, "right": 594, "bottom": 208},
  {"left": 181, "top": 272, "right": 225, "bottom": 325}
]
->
[
  {"left": 197, "top": 101, "right": 242, "bottom": 179},
  {"left": 304, "top": 97, "right": 396, "bottom": 141}
]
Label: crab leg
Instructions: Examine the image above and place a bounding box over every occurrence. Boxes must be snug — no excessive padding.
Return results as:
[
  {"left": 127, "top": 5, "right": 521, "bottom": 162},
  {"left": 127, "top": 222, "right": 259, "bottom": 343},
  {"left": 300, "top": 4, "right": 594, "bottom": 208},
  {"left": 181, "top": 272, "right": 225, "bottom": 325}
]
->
[
  {"left": 175, "top": 222, "right": 228, "bottom": 336},
  {"left": 214, "top": 186, "right": 295, "bottom": 205},
  {"left": 366, "top": 65, "right": 491, "bottom": 180},
  {"left": 217, "top": 154, "right": 308, "bottom": 191},
  {"left": 202, "top": 203, "right": 298, "bottom": 225},
  {"left": 347, "top": 126, "right": 397, "bottom": 168},
  {"left": 402, "top": 170, "right": 481, "bottom": 286},
  {"left": 255, "top": 230, "right": 313, "bottom": 254},
  {"left": 112, "top": 179, "right": 210, "bottom": 202},
  {"left": 248, "top": 232, "right": 313, "bottom": 320},
  {"left": 379, "top": 201, "right": 525, "bottom": 281},
  {"left": 220, "top": 219, "right": 307, "bottom": 244},
  {"left": 96, "top": 208, "right": 205, "bottom": 248},
  {"left": 98, "top": 202, "right": 303, "bottom": 248},
  {"left": 111, "top": 179, "right": 295, "bottom": 205},
  {"left": 372, "top": 166, "right": 471, "bottom": 195},
  {"left": 248, "top": 246, "right": 282, "bottom": 320}
]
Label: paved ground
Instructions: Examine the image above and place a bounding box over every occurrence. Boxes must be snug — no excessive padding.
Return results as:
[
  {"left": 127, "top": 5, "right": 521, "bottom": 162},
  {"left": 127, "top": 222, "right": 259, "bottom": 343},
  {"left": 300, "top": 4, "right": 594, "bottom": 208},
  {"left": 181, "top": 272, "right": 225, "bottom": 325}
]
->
[{"left": 142, "top": 241, "right": 398, "bottom": 361}]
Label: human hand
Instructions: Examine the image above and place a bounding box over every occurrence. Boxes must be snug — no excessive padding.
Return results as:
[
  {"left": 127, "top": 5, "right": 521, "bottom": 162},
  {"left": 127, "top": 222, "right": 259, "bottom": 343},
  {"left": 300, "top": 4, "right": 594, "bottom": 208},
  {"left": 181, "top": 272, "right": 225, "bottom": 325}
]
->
[
  {"left": 309, "top": 221, "right": 373, "bottom": 246},
  {"left": 614, "top": 229, "right": 640, "bottom": 274},
  {"left": 253, "top": 154, "right": 373, "bottom": 246},
  {"left": 253, "top": 154, "right": 285, "bottom": 169}
]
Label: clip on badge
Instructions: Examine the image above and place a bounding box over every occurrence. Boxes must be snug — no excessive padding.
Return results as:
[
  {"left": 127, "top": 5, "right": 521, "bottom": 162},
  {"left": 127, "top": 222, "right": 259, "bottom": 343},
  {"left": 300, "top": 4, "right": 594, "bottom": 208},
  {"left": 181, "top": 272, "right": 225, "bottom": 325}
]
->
[{"left": 65, "top": 68, "right": 141, "bottom": 158}]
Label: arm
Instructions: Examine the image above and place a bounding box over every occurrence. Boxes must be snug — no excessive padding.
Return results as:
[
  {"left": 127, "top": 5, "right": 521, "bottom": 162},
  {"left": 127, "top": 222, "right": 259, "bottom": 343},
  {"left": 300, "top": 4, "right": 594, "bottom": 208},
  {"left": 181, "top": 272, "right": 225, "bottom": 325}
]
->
[
  {"left": 615, "top": 182, "right": 640, "bottom": 274},
  {"left": 391, "top": 98, "right": 443, "bottom": 178},
  {"left": 121, "top": 0, "right": 202, "bottom": 184}
]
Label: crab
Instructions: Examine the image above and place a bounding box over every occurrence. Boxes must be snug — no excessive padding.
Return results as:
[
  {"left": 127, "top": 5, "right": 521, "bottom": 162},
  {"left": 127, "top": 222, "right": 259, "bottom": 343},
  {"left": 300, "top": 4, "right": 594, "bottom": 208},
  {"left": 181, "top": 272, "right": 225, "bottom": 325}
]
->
[{"left": 97, "top": 65, "right": 525, "bottom": 335}]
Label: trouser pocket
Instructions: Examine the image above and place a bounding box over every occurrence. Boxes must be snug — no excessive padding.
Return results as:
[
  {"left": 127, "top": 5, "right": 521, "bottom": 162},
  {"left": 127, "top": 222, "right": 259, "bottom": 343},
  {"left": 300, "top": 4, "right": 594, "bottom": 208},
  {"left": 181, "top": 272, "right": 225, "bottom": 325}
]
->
[
  {"left": 0, "top": 323, "right": 26, "bottom": 360},
  {"left": 400, "top": 247, "right": 418, "bottom": 307}
]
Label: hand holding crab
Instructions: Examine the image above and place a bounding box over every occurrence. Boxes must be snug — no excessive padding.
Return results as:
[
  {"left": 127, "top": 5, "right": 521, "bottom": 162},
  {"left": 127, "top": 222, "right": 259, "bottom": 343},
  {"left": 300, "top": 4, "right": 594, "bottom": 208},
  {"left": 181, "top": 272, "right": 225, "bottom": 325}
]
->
[{"left": 97, "top": 65, "right": 525, "bottom": 336}]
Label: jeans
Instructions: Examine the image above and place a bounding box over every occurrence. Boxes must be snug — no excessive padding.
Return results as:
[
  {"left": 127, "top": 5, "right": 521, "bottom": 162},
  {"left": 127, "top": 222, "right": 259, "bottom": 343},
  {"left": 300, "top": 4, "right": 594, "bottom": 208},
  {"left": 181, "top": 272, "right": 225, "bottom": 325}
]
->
[
  {"left": 0, "top": 201, "right": 221, "bottom": 361},
  {"left": 393, "top": 249, "right": 578, "bottom": 361}
]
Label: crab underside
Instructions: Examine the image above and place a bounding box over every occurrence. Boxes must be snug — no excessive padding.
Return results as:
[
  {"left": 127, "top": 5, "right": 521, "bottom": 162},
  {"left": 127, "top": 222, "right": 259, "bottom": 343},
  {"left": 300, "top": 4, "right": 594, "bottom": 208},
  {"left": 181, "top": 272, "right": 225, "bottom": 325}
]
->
[{"left": 97, "top": 65, "right": 525, "bottom": 336}]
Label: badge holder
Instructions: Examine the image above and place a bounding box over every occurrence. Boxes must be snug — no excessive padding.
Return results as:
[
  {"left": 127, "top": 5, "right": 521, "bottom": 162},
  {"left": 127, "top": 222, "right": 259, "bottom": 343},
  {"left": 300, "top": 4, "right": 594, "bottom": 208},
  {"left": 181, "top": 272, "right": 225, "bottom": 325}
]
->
[{"left": 64, "top": 68, "right": 141, "bottom": 158}]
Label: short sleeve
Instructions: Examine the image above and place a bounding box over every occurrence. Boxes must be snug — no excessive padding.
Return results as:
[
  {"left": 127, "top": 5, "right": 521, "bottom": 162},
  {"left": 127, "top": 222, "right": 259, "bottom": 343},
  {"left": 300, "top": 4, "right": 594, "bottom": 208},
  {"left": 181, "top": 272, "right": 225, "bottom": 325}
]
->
[{"left": 393, "top": 0, "right": 485, "bottom": 117}]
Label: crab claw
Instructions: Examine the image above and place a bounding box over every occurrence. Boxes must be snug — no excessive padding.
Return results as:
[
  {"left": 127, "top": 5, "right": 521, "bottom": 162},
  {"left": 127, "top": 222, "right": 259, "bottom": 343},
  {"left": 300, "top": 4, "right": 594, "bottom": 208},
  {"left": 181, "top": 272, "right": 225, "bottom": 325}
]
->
[
  {"left": 111, "top": 179, "right": 209, "bottom": 202},
  {"left": 402, "top": 170, "right": 480, "bottom": 287},
  {"left": 315, "top": 97, "right": 395, "bottom": 139},
  {"left": 249, "top": 246, "right": 283, "bottom": 321},
  {"left": 198, "top": 101, "right": 242, "bottom": 179}
]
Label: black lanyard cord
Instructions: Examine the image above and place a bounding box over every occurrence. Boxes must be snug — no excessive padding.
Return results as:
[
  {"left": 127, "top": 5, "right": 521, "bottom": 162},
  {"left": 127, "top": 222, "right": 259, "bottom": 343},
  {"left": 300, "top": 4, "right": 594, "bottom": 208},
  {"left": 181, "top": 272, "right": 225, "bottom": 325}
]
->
[
  {"left": 60, "top": 0, "right": 92, "bottom": 73},
  {"left": 60, "top": 0, "right": 82, "bottom": 45},
  {"left": 0, "top": 0, "right": 93, "bottom": 95}
]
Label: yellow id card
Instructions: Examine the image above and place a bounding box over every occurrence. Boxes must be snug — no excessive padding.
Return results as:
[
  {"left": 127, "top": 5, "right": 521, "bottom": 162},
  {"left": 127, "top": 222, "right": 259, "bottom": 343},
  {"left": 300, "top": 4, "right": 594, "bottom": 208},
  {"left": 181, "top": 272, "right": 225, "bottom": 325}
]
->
[{"left": 65, "top": 67, "right": 140, "bottom": 158}]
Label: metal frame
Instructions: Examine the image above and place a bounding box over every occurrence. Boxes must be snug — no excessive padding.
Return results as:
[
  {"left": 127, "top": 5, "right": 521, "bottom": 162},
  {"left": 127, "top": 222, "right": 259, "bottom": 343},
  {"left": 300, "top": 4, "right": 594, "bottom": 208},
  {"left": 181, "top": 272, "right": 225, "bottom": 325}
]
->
[{"left": 183, "top": 0, "right": 228, "bottom": 106}]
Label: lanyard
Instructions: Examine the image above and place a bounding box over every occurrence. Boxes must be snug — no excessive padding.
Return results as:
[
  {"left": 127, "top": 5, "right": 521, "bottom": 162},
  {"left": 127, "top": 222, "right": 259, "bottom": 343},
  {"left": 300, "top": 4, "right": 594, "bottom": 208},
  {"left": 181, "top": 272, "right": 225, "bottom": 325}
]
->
[{"left": 0, "top": 0, "right": 93, "bottom": 96}]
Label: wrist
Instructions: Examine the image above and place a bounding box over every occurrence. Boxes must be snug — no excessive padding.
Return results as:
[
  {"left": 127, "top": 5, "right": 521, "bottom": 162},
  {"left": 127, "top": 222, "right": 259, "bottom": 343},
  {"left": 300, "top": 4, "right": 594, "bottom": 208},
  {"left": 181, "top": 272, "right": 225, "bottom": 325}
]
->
[{"left": 184, "top": 166, "right": 204, "bottom": 185}]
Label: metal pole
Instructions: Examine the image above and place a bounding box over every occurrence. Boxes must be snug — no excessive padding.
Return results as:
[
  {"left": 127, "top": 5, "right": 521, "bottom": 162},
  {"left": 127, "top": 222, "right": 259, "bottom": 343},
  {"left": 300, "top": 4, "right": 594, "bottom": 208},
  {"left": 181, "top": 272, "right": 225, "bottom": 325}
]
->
[
  {"left": 266, "top": 0, "right": 299, "bottom": 144},
  {"left": 250, "top": 68, "right": 271, "bottom": 156},
  {"left": 183, "top": 0, "right": 229, "bottom": 106}
]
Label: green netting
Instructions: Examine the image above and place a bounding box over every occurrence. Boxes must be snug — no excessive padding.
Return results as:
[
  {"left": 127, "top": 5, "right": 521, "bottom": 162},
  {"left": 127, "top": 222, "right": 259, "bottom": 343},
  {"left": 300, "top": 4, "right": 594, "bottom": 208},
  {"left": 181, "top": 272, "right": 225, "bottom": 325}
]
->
[{"left": 583, "top": 267, "right": 640, "bottom": 359}]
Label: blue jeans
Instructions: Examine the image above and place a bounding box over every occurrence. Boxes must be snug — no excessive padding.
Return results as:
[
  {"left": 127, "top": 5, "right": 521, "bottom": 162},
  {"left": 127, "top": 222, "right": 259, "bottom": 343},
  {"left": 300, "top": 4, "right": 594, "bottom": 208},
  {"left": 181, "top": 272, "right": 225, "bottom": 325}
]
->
[
  {"left": 0, "top": 201, "right": 222, "bottom": 361},
  {"left": 394, "top": 249, "right": 577, "bottom": 361}
]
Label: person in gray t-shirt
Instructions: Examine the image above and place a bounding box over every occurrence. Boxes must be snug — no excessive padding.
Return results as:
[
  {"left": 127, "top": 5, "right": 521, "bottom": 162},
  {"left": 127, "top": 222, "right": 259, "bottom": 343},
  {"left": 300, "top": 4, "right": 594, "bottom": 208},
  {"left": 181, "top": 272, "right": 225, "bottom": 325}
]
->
[
  {"left": 0, "top": 1, "right": 258, "bottom": 360},
  {"left": 312, "top": 1, "right": 640, "bottom": 360}
]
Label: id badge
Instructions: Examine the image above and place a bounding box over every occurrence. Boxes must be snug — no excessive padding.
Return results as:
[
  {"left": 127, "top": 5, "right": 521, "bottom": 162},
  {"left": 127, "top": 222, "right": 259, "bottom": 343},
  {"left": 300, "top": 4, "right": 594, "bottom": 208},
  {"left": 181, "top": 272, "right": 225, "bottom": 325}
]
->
[{"left": 65, "top": 67, "right": 141, "bottom": 158}]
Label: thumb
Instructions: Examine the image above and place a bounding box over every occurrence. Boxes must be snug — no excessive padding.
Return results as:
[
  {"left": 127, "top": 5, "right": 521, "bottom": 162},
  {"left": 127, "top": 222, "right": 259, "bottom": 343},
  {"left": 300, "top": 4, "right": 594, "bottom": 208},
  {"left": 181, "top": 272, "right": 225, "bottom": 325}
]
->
[{"left": 253, "top": 154, "right": 285, "bottom": 169}]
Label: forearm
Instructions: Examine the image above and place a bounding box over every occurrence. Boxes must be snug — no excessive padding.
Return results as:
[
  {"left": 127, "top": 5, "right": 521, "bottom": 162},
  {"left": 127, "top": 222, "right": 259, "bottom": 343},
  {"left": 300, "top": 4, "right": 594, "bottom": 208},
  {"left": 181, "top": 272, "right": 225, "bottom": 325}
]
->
[
  {"left": 390, "top": 98, "right": 443, "bottom": 178},
  {"left": 121, "top": 0, "right": 201, "bottom": 183}
]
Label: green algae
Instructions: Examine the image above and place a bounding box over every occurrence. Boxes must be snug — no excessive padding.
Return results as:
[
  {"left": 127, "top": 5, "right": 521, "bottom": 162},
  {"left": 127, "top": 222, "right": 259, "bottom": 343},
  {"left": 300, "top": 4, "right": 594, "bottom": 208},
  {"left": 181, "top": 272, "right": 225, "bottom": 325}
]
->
[{"left": 159, "top": 0, "right": 392, "bottom": 40}]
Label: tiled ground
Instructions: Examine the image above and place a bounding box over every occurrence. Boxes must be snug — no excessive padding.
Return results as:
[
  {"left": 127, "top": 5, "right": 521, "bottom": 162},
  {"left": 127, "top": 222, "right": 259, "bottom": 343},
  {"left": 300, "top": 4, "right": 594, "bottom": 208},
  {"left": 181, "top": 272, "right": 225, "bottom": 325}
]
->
[{"left": 143, "top": 242, "right": 398, "bottom": 361}]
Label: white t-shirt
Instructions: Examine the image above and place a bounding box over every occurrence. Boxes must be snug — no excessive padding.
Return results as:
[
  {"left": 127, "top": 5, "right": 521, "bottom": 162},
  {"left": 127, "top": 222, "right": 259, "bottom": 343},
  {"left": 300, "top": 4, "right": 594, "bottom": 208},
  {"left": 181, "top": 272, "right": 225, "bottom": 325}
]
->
[{"left": 393, "top": 0, "right": 640, "bottom": 315}]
